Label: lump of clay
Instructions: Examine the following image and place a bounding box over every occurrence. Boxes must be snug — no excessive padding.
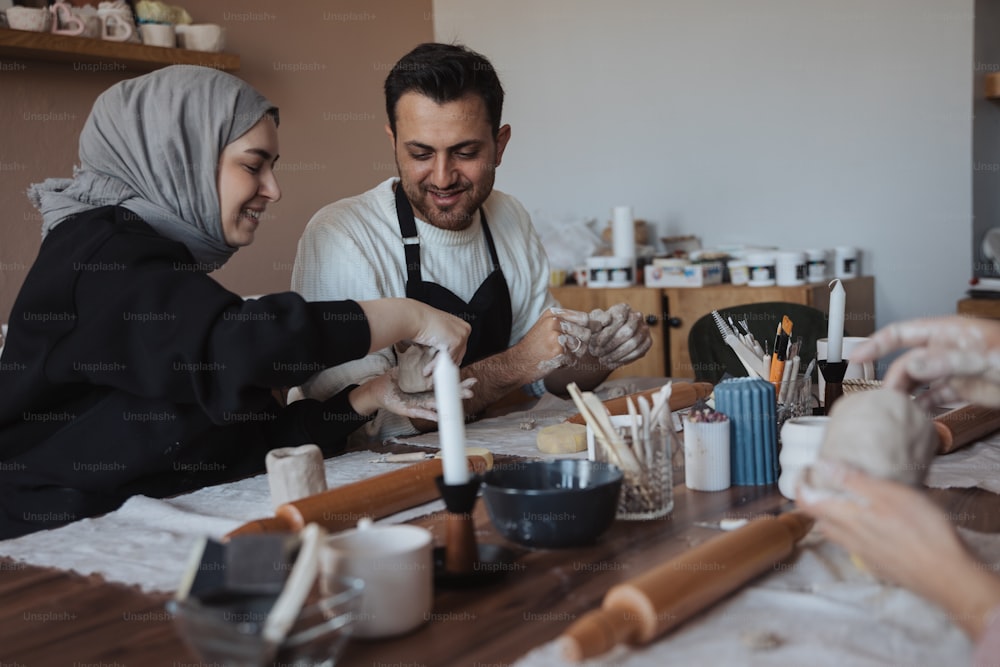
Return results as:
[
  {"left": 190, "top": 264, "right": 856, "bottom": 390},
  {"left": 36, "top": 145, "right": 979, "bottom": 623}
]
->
[
  {"left": 397, "top": 344, "right": 437, "bottom": 393},
  {"left": 537, "top": 423, "right": 588, "bottom": 454},
  {"left": 808, "top": 389, "right": 937, "bottom": 489}
]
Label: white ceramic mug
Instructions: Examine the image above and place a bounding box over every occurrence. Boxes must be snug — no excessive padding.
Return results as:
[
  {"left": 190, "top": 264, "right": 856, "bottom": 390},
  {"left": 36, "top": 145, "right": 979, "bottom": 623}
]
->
[
  {"left": 321, "top": 519, "right": 433, "bottom": 639},
  {"left": 817, "top": 336, "right": 876, "bottom": 405}
]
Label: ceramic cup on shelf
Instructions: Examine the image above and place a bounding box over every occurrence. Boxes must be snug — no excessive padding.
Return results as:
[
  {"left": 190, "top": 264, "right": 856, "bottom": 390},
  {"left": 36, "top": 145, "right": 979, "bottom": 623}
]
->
[
  {"left": 175, "top": 23, "right": 225, "bottom": 52},
  {"left": 5, "top": 6, "right": 54, "bottom": 32},
  {"left": 138, "top": 23, "right": 175, "bottom": 48}
]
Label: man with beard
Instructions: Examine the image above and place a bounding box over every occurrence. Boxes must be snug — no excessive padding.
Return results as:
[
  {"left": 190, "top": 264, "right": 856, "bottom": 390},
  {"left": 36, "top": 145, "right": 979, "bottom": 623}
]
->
[{"left": 292, "top": 43, "right": 651, "bottom": 439}]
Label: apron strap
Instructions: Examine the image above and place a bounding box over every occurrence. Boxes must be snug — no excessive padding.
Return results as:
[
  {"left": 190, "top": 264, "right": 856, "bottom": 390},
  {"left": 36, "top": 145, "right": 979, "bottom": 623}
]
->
[{"left": 393, "top": 180, "right": 499, "bottom": 277}]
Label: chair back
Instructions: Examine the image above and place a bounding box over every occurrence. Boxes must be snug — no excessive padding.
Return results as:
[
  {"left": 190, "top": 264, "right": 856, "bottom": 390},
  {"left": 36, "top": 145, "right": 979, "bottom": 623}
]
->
[{"left": 687, "top": 301, "right": 841, "bottom": 384}]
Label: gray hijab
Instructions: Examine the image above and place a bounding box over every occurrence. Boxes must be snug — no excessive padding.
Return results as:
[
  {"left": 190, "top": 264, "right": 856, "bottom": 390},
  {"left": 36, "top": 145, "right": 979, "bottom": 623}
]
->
[{"left": 28, "top": 65, "right": 277, "bottom": 270}]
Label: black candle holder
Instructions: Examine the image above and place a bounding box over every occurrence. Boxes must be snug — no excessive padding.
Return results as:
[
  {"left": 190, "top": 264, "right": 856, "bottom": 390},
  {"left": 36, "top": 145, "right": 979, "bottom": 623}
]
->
[
  {"left": 433, "top": 475, "right": 516, "bottom": 589},
  {"left": 819, "top": 360, "right": 849, "bottom": 414}
]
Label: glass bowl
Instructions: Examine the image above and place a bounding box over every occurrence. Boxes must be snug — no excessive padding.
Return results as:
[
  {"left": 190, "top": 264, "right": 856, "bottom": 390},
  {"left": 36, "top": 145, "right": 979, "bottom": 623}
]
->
[{"left": 167, "top": 575, "right": 364, "bottom": 666}]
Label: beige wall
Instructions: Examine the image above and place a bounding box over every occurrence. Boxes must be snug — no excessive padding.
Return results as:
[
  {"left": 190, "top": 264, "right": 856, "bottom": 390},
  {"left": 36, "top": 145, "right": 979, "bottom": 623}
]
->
[{"left": 0, "top": 1, "right": 433, "bottom": 320}]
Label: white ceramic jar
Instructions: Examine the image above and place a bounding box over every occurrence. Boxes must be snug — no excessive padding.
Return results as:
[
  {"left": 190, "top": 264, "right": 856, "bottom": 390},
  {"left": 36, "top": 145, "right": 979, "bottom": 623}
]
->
[
  {"left": 778, "top": 416, "right": 830, "bottom": 500},
  {"left": 746, "top": 252, "right": 776, "bottom": 287}
]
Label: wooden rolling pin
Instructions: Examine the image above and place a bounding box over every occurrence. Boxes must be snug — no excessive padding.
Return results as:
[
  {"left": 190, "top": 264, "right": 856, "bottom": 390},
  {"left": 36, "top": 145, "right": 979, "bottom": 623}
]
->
[
  {"left": 565, "top": 382, "right": 714, "bottom": 425},
  {"left": 559, "top": 511, "right": 814, "bottom": 662},
  {"left": 225, "top": 454, "right": 491, "bottom": 539},
  {"left": 934, "top": 404, "right": 1000, "bottom": 454}
]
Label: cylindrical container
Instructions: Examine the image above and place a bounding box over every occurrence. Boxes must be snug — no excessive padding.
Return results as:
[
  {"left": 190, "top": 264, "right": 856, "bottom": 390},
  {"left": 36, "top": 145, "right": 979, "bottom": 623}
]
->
[
  {"left": 593, "top": 419, "right": 672, "bottom": 520},
  {"left": 833, "top": 246, "right": 859, "bottom": 279},
  {"left": 266, "top": 444, "right": 327, "bottom": 509},
  {"left": 682, "top": 417, "right": 731, "bottom": 491},
  {"left": 745, "top": 252, "right": 776, "bottom": 287},
  {"left": 774, "top": 251, "right": 806, "bottom": 287},
  {"left": 778, "top": 416, "right": 830, "bottom": 499},
  {"left": 612, "top": 206, "right": 635, "bottom": 260},
  {"left": 727, "top": 260, "right": 749, "bottom": 285},
  {"left": 805, "top": 248, "right": 827, "bottom": 283}
]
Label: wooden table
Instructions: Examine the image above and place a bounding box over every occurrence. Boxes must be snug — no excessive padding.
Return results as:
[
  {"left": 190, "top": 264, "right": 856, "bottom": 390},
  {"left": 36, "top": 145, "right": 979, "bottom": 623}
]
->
[{"left": 2, "top": 477, "right": 998, "bottom": 666}]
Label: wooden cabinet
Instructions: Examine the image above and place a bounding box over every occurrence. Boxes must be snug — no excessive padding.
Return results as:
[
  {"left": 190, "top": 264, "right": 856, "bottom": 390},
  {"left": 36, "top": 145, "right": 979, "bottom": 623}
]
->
[
  {"left": 958, "top": 297, "right": 1000, "bottom": 320},
  {"left": 552, "top": 276, "right": 875, "bottom": 378}
]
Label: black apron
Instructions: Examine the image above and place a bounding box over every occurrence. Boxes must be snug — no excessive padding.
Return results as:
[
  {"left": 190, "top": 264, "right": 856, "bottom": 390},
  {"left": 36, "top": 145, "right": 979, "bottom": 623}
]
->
[{"left": 394, "top": 183, "right": 513, "bottom": 367}]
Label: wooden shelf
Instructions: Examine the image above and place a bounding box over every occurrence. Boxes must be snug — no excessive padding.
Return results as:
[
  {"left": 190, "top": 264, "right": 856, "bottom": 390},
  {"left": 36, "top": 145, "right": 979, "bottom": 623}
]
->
[
  {"left": 986, "top": 72, "right": 1000, "bottom": 99},
  {"left": 0, "top": 28, "right": 239, "bottom": 72}
]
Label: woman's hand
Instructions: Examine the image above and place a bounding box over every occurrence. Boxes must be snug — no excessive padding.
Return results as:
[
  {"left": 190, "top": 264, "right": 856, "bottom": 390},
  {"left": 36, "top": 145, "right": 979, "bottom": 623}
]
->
[
  {"left": 798, "top": 463, "right": 1000, "bottom": 639},
  {"left": 349, "top": 369, "right": 476, "bottom": 421},
  {"left": 404, "top": 300, "right": 471, "bottom": 366},
  {"left": 851, "top": 316, "right": 1000, "bottom": 407},
  {"left": 358, "top": 298, "right": 471, "bottom": 366}
]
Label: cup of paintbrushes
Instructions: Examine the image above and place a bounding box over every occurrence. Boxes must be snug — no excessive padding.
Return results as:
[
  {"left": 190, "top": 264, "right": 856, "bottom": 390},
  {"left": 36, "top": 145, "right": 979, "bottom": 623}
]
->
[{"left": 591, "top": 414, "right": 673, "bottom": 520}]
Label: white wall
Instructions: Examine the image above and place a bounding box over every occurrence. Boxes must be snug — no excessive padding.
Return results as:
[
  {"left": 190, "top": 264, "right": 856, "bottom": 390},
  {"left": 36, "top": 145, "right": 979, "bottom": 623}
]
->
[{"left": 434, "top": 0, "right": 973, "bottom": 328}]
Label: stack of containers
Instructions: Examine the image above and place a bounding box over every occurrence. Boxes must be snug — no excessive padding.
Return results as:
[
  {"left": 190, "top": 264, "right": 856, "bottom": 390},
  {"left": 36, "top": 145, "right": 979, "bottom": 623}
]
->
[{"left": 714, "top": 378, "right": 778, "bottom": 485}]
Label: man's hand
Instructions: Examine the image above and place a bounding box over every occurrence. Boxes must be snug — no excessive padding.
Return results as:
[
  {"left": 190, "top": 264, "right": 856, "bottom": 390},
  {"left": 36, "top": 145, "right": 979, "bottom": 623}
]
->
[
  {"left": 587, "top": 303, "right": 652, "bottom": 369},
  {"left": 508, "top": 307, "right": 591, "bottom": 382}
]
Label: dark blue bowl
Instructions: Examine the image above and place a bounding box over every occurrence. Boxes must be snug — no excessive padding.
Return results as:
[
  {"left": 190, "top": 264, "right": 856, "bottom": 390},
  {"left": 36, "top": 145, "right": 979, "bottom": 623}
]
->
[{"left": 481, "top": 460, "right": 623, "bottom": 548}]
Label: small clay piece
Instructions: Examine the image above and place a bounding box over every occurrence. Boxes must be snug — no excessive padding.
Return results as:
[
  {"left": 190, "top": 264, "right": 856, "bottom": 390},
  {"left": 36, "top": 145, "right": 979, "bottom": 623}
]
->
[
  {"left": 810, "top": 389, "right": 937, "bottom": 488},
  {"left": 537, "top": 423, "right": 588, "bottom": 454},
  {"left": 741, "top": 630, "right": 784, "bottom": 651},
  {"left": 434, "top": 446, "right": 494, "bottom": 470},
  {"left": 397, "top": 344, "right": 437, "bottom": 394},
  {"left": 266, "top": 444, "right": 327, "bottom": 509}
]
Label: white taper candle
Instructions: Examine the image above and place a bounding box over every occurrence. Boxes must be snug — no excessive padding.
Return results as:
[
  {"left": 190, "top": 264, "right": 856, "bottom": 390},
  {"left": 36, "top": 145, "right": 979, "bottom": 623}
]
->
[
  {"left": 433, "top": 351, "right": 469, "bottom": 485},
  {"left": 826, "top": 279, "right": 846, "bottom": 363}
]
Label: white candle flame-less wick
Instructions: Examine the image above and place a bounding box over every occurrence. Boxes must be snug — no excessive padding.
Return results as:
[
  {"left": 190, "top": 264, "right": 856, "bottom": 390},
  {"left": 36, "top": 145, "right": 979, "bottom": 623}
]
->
[{"left": 433, "top": 351, "right": 469, "bottom": 485}]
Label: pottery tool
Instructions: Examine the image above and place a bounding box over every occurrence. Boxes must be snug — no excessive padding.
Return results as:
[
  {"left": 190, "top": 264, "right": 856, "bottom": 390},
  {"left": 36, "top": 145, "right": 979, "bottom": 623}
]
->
[
  {"left": 711, "top": 310, "right": 763, "bottom": 377},
  {"left": 565, "top": 382, "right": 713, "bottom": 425},
  {"left": 225, "top": 455, "right": 491, "bottom": 538},
  {"left": 768, "top": 316, "right": 793, "bottom": 384},
  {"left": 261, "top": 523, "right": 324, "bottom": 659},
  {"left": 567, "top": 383, "right": 641, "bottom": 476},
  {"left": 558, "top": 511, "right": 814, "bottom": 662},
  {"left": 934, "top": 404, "right": 1000, "bottom": 454}
]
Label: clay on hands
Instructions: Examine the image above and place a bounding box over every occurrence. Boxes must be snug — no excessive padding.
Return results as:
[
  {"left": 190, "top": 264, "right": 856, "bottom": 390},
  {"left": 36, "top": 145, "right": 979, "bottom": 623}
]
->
[
  {"left": 374, "top": 368, "right": 476, "bottom": 421},
  {"left": 587, "top": 303, "right": 653, "bottom": 368},
  {"left": 852, "top": 316, "right": 1000, "bottom": 407},
  {"left": 396, "top": 343, "right": 438, "bottom": 394},
  {"left": 802, "top": 389, "right": 937, "bottom": 496}
]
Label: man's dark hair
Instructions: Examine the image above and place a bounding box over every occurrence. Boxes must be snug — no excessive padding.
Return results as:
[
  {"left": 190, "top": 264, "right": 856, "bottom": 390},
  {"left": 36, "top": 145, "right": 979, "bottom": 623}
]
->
[{"left": 384, "top": 43, "right": 504, "bottom": 137}]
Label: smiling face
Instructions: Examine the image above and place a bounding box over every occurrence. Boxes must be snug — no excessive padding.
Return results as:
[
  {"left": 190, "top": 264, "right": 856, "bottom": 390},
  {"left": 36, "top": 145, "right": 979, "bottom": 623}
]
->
[
  {"left": 388, "top": 92, "right": 510, "bottom": 231},
  {"left": 217, "top": 115, "right": 281, "bottom": 248}
]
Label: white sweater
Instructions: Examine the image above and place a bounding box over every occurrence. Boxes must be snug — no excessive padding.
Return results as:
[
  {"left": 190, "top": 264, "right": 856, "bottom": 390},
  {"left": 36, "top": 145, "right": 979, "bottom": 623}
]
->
[{"left": 291, "top": 177, "right": 556, "bottom": 438}]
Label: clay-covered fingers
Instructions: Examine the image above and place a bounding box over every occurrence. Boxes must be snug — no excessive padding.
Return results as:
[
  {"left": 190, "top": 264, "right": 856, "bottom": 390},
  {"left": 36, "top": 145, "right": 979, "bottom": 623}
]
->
[
  {"left": 551, "top": 308, "right": 591, "bottom": 358},
  {"left": 589, "top": 306, "right": 651, "bottom": 367},
  {"left": 852, "top": 316, "right": 998, "bottom": 364},
  {"left": 410, "top": 303, "right": 471, "bottom": 366},
  {"left": 374, "top": 370, "right": 476, "bottom": 422},
  {"left": 884, "top": 347, "right": 1000, "bottom": 407}
]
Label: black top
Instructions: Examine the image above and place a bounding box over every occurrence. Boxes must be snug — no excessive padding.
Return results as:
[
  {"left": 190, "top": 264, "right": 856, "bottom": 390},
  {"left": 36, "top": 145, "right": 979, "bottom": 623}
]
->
[{"left": 0, "top": 206, "right": 374, "bottom": 538}]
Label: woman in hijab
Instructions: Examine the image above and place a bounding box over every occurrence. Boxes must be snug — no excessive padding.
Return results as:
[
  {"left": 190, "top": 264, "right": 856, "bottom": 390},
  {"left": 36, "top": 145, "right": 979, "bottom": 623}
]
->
[{"left": 0, "top": 65, "right": 471, "bottom": 539}]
